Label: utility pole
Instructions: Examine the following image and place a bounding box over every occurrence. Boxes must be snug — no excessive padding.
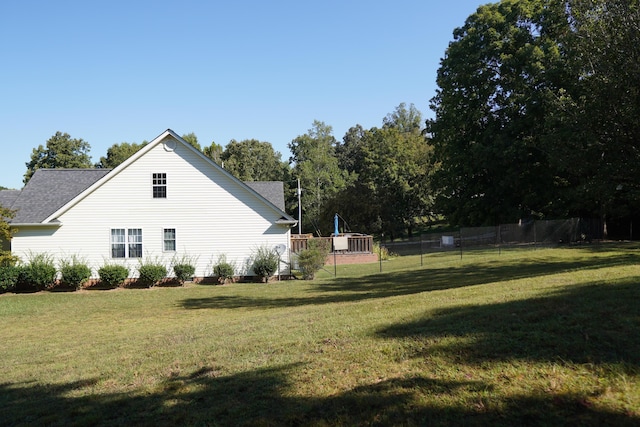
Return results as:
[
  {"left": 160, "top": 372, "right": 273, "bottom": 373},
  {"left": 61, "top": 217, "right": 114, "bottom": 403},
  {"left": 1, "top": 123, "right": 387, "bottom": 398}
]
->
[{"left": 297, "top": 178, "right": 302, "bottom": 235}]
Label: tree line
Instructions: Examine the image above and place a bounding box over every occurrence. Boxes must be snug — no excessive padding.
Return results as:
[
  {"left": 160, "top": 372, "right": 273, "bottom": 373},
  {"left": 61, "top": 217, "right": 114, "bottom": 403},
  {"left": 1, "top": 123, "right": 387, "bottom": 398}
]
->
[{"left": 8, "top": 0, "right": 640, "bottom": 239}]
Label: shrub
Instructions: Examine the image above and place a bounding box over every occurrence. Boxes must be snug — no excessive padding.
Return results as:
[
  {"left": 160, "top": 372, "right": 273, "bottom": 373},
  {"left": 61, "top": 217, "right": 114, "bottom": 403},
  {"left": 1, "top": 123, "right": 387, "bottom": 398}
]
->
[
  {"left": 0, "top": 265, "right": 21, "bottom": 293},
  {"left": 59, "top": 256, "right": 92, "bottom": 290},
  {"left": 98, "top": 265, "right": 129, "bottom": 288},
  {"left": 251, "top": 245, "right": 279, "bottom": 283},
  {"left": 171, "top": 254, "right": 197, "bottom": 285},
  {"left": 373, "top": 242, "right": 393, "bottom": 261},
  {"left": 137, "top": 262, "right": 167, "bottom": 287},
  {"left": 297, "top": 239, "right": 330, "bottom": 280},
  {"left": 19, "top": 253, "right": 57, "bottom": 291},
  {"left": 213, "top": 255, "right": 235, "bottom": 284},
  {"left": 173, "top": 264, "right": 195, "bottom": 285},
  {"left": 0, "top": 250, "right": 19, "bottom": 267}
]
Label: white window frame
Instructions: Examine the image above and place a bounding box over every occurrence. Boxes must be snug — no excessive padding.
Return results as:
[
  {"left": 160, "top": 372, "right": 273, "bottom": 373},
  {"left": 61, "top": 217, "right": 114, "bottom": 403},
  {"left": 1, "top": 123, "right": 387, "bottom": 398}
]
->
[
  {"left": 111, "top": 228, "right": 143, "bottom": 258},
  {"left": 163, "top": 228, "right": 176, "bottom": 252}
]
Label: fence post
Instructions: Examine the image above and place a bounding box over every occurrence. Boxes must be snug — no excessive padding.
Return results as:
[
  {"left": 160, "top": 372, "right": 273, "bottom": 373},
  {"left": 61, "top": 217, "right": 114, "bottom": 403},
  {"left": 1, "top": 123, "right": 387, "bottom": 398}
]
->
[
  {"left": 459, "top": 228, "right": 463, "bottom": 260},
  {"left": 420, "top": 236, "right": 424, "bottom": 266}
]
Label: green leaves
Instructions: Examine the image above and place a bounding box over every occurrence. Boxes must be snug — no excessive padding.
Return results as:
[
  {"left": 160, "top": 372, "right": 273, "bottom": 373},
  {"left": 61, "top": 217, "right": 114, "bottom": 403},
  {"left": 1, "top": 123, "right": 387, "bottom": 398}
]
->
[
  {"left": 25, "top": 132, "right": 93, "bottom": 184},
  {"left": 221, "top": 139, "right": 288, "bottom": 182},
  {"left": 289, "top": 121, "right": 349, "bottom": 234},
  {"left": 429, "top": 0, "right": 566, "bottom": 225}
]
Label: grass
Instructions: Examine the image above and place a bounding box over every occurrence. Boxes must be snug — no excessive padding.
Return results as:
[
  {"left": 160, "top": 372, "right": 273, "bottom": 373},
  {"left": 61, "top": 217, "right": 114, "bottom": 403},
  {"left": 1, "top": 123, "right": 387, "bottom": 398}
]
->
[{"left": 1, "top": 244, "right": 639, "bottom": 426}]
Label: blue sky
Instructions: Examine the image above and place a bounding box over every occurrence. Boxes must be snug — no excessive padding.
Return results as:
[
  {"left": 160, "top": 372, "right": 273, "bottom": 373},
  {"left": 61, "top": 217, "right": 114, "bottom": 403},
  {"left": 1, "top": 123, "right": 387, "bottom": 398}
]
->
[{"left": 1, "top": 1, "right": 488, "bottom": 190}]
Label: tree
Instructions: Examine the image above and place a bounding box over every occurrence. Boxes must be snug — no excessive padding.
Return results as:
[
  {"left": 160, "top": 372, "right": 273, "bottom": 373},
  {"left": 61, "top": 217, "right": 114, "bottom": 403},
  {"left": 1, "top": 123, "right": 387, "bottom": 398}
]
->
[
  {"left": 221, "top": 139, "right": 289, "bottom": 182},
  {"left": 549, "top": 0, "right": 640, "bottom": 230},
  {"left": 0, "top": 205, "right": 14, "bottom": 243},
  {"left": 24, "top": 132, "right": 93, "bottom": 184},
  {"left": 428, "top": 0, "right": 568, "bottom": 226},
  {"left": 0, "top": 205, "right": 17, "bottom": 266},
  {"left": 289, "top": 121, "right": 350, "bottom": 235},
  {"left": 95, "top": 142, "right": 147, "bottom": 169},
  {"left": 181, "top": 132, "right": 202, "bottom": 151},
  {"left": 334, "top": 104, "right": 433, "bottom": 238},
  {"left": 336, "top": 124, "right": 367, "bottom": 173},
  {"left": 203, "top": 141, "right": 224, "bottom": 165}
]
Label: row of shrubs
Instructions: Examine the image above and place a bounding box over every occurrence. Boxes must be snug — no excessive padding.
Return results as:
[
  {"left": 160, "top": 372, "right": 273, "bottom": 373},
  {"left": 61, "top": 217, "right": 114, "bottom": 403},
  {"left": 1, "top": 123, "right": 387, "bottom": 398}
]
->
[
  {"left": 0, "top": 242, "right": 332, "bottom": 294},
  {"left": 0, "top": 253, "right": 235, "bottom": 293}
]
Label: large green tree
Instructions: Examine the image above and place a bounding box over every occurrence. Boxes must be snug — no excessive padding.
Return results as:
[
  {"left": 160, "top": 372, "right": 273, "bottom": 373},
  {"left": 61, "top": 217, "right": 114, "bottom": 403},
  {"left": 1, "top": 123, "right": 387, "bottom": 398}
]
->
[
  {"left": 24, "top": 132, "right": 93, "bottom": 184},
  {"left": 289, "top": 121, "right": 350, "bottom": 235},
  {"left": 428, "top": 0, "right": 570, "bottom": 226},
  {"left": 221, "top": 139, "right": 289, "bottom": 182},
  {"left": 547, "top": 0, "right": 640, "bottom": 228},
  {"left": 95, "top": 142, "right": 148, "bottom": 169},
  {"left": 334, "top": 104, "right": 433, "bottom": 238}
]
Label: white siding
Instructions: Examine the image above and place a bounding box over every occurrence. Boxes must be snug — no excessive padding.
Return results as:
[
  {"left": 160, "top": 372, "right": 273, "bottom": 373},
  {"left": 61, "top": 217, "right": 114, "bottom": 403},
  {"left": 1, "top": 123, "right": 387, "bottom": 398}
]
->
[{"left": 11, "top": 137, "right": 292, "bottom": 278}]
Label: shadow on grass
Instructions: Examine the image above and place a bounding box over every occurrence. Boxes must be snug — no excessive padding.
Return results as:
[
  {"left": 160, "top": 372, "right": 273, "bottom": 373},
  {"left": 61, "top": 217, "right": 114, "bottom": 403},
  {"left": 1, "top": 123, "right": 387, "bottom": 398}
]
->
[
  {"left": 1, "top": 364, "right": 636, "bottom": 426},
  {"left": 180, "top": 252, "right": 640, "bottom": 310},
  {"left": 378, "top": 278, "right": 640, "bottom": 367}
]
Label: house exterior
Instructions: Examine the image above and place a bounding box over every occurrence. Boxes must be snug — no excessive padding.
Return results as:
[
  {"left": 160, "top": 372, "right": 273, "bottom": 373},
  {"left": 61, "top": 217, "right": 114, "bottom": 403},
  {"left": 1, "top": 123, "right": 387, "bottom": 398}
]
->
[{"left": 0, "top": 129, "right": 297, "bottom": 279}]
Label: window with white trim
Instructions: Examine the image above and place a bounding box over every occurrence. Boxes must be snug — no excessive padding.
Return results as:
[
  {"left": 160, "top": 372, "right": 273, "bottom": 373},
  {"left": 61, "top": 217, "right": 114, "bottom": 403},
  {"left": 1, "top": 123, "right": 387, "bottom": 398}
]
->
[
  {"left": 111, "top": 228, "right": 143, "bottom": 258},
  {"left": 152, "top": 173, "right": 167, "bottom": 198},
  {"left": 128, "top": 229, "right": 142, "bottom": 257},
  {"left": 111, "top": 229, "right": 125, "bottom": 258},
  {"left": 163, "top": 228, "right": 176, "bottom": 252}
]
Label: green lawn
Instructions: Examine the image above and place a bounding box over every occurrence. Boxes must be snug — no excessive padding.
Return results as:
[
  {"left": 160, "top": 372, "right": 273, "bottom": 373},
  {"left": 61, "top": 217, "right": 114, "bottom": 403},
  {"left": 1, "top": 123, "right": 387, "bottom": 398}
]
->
[{"left": 1, "top": 244, "right": 639, "bottom": 426}]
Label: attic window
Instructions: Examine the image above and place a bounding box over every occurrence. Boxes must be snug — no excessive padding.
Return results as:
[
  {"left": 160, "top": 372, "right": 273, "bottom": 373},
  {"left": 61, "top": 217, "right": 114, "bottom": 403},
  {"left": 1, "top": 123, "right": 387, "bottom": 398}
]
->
[{"left": 152, "top": 173, "right": 167, "bottom": 198}]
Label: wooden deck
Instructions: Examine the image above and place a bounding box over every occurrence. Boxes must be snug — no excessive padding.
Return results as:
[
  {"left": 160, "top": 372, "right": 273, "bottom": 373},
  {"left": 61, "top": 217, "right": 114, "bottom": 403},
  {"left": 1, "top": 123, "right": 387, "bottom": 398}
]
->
[{"left": 291, "top": 234, "right": 377, "bottom": 265}]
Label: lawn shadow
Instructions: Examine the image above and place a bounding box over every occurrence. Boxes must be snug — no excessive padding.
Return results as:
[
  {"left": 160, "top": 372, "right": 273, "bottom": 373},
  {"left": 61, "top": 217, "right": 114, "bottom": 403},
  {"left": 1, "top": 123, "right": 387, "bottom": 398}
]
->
[
  {"left": 377, "top": 277, "right": 640, "bottom": 368},
  {"left": 179, "top": 252, "right": 640, "bottom": 310},
  {"left": 1, "top": 364, "right": 636, "bottom": 426}
]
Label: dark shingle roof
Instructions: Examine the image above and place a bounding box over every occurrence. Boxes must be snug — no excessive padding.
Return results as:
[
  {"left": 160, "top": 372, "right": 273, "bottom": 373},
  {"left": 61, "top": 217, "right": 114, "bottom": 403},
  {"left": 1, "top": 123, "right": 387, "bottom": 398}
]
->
[
  {"left": 244, "top": 181, "right": 286, "bottom": 211},
  {"left": 0, "top": 190, "right": 21, "bottom": 210},
  {"left": 9, "top": 169, "right": 111, "bottom": 224}
]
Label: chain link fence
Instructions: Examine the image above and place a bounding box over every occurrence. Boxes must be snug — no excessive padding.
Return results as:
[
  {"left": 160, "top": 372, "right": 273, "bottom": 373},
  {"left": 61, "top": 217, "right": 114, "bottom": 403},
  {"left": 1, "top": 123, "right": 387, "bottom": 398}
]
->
[{"left": 381, "top": 218, "right": 604, "bottom": 258}]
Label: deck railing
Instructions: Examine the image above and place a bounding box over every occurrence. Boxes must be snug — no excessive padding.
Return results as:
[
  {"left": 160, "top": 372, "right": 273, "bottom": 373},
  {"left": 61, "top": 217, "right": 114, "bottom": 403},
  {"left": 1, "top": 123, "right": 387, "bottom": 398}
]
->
[{"left": 291, "top": 234, "right": 373, "bottom": 254}]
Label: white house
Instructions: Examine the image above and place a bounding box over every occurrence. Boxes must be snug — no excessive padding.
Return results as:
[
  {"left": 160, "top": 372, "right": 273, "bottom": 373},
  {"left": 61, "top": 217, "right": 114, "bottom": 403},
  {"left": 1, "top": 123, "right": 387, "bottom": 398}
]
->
[{"left": 1, "top": 129, "right": 297, "bottom": 279}]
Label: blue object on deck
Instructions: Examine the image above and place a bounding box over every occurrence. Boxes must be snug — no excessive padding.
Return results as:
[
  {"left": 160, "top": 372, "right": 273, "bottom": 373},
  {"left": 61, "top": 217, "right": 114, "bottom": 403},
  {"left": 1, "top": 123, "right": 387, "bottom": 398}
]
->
[{"left": 334, "top": 213, "right": 339, "bottom": 236}]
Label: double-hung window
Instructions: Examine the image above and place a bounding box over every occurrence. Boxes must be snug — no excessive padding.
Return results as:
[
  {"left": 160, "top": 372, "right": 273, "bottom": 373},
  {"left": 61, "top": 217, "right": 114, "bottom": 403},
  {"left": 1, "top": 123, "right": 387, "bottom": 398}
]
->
[
  {"left": 111, "top": 228, "right": 142, "bottom": 258},
  {"left": 128, "top": 229, "right": 143, "bottom": 258},
  {"left": 111, "top": 229, "right": 125, "bottom": 258},
  {"left": 152, "top": 173, "right": 167, "bottom": 198},
  {"left": 163, "top": 228, "right": 176, "bottom": 252}
]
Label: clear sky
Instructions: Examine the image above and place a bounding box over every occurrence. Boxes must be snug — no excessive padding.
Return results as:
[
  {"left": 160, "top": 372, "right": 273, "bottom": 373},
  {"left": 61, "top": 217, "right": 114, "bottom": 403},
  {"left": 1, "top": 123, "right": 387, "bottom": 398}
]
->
[{"left": 1, "top": 1, "right": 488, "bottom": 190}]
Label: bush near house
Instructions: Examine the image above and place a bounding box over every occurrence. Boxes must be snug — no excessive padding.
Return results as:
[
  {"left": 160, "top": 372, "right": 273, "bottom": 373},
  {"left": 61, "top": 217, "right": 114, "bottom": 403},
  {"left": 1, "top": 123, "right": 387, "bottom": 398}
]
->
[
  {"left": 213, "top": 255, "right": 235, "bottom": 284},
  {"left": 60, "top": 264, "right": 92, "bottom": 290},
  {"left": 0, "top": 265, "right": 21, "bottom": 293},
  {"left": 97, "top": 265, "right": 129, "bottom": 288},
  {"left": 59, "top": 256, "right": 92, "bottom": 290},
  {"left": 171, "top": 254, "right": 197, "bottom": 285},
  {"left": 137, "top": 262, "right": 167, "bottom": 287},
  {"left": 251, "top": 245, "right": 280, "bottom": 283},
  {"left": 19, "top": 253, "right": 57, "bottom": 291},
  {"left": 173, "top": 264, "right": 196, "bottom": 285}
]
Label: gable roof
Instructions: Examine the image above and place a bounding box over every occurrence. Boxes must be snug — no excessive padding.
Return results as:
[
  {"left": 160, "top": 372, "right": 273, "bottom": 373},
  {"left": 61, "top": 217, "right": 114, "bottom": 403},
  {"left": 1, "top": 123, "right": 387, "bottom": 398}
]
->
[
  {"left": 244, "top": 181, "right": 286, "bottom": 212},
  {"left": 7, "top": 169, "right": 112, "bottom": 225},
  {"left": 7, "top": 129, "right": 296, "bottom": 226},
  {"left": 0, "top": 189, "right": 21, "bottom": 210}
]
